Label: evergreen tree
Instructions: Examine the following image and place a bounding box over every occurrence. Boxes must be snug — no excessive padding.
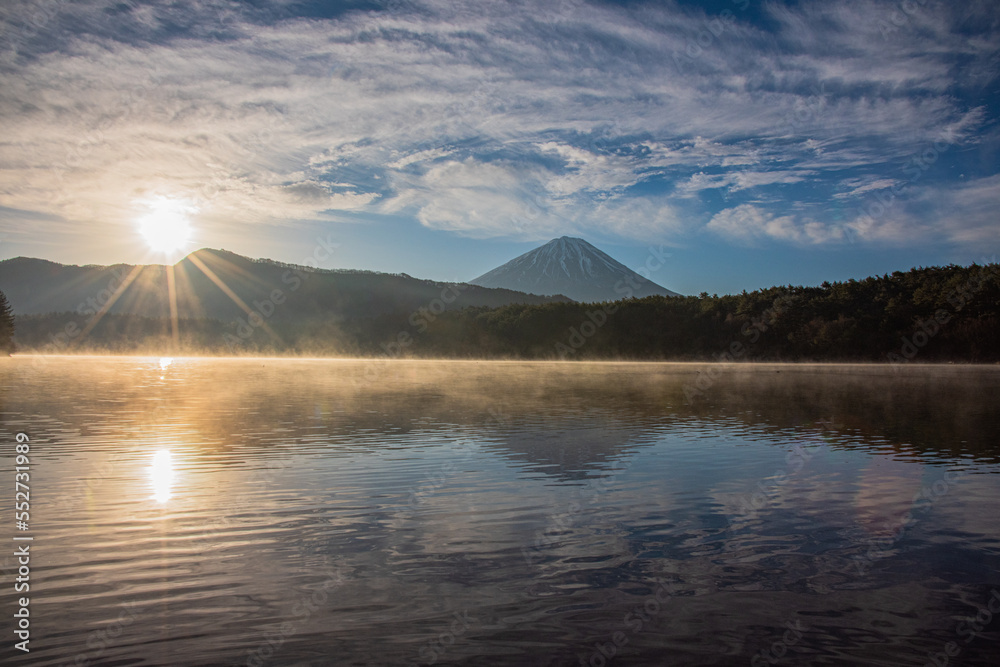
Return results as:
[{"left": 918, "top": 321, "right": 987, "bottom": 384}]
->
[{"left": 0, "top": 290, "right": 15, "bottom": 353}]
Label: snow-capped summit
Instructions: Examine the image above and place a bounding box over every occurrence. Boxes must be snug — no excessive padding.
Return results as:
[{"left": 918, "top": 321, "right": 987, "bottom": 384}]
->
[{"left": 470, "top": 236, "right": 680, "bottom": 303}]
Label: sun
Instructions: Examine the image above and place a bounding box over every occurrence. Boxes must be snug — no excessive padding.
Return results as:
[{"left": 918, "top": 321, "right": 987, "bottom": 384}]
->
[{"left": 136, "top": 196, "right": 196, "bottom": 254}]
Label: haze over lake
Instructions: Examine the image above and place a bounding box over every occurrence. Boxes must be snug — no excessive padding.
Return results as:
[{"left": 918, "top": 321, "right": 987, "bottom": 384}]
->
[{"left": 2, "top": 357, "right": 999, "bottom": 666}]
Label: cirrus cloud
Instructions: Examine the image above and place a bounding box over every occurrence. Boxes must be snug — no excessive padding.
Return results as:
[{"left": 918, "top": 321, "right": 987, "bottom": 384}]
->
[{"left": 0, "top": 0, "right": 996, "bottom": 263}]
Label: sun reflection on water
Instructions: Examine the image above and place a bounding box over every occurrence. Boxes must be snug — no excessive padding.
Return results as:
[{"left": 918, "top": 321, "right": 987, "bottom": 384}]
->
[{"left": 150, "top": 449, "right": 174, "bottom": 504}]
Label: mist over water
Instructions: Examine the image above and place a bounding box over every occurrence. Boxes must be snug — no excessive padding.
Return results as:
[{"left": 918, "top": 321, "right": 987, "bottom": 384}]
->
[{"left": 1, "top": 357, "right": 999, "bottom": 666}]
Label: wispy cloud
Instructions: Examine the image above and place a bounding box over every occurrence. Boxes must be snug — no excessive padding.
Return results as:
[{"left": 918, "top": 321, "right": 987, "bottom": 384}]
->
[
  {"left": 678, "top": 169, "right": 815, "bottom": 197},
  {"left": 0, "top": 0, "right": 997, "bottom": 254},
  {"left": 833, "top": 178, "right": 902, "bottom": 200}
]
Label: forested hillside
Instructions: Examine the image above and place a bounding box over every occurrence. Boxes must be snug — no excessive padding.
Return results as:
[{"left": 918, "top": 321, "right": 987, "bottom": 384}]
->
[
  {"left": 408, "top": 263, "right": 999, "bottom": 362},
  {"left": 12, "top": 263, "right": 1000, "bottom": 363}
]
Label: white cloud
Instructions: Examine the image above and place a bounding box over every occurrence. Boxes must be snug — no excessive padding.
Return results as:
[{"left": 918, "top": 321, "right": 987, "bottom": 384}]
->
[
  {"left": 384, "top": 158, "right": 557, "bottom": 238},
  {"left": 707, "top": 205, "right": 797, "bottom": 243},
  {"left": 0, "top": 0, "right": 995, "bottom": 252},
  {"left": 707, "top": 205, "right": 850, "bottom": 245}
]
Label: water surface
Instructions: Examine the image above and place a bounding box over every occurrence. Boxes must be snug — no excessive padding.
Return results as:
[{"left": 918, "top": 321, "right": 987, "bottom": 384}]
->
[{"left": 1, "top": 358, "right": 999, "bottom": 666}]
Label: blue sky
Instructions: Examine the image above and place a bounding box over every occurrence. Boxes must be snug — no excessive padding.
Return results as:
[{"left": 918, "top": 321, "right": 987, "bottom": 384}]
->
[{"left": 0, "top": 0, "right": 998, "bottom": 295}]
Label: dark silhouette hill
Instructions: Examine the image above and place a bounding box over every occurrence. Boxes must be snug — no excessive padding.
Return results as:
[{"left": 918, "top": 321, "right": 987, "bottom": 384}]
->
[{"left": 0, "top": 248, "right": 570, "bottom": 324}]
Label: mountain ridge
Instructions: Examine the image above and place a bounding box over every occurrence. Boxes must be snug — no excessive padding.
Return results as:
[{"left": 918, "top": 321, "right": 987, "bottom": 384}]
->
[
  {"left": 470, "top": 236, "right": 680, "bottom": 303},
  {"left": 0, "top": 247, "right": 570, "bottom": 322}
]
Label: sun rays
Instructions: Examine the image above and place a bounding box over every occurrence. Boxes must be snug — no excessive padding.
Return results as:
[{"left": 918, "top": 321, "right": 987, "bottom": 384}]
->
[{"left": 66, "top": 248, "right": 284, "bottom": 353}]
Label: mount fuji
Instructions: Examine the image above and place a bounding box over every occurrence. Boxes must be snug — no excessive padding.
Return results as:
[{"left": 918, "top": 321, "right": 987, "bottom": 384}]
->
[{"left": 470, "top": 237, "right": 680, "bottom": 303}]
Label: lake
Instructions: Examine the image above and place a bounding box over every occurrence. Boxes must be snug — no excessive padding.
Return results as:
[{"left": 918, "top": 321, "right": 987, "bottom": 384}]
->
[{"left": 1, "top": 357, "right": 999, "bottom": 666}]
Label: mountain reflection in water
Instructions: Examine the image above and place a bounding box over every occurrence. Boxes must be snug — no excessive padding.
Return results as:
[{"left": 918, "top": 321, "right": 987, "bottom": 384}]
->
[{"left": 1, "top": 358, "right": 998, "bottom": 666}]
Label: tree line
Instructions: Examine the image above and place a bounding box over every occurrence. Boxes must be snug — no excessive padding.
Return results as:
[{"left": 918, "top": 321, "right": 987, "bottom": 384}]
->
[{"left": 4, "top": 263, "right": 999, "bottom": 362}]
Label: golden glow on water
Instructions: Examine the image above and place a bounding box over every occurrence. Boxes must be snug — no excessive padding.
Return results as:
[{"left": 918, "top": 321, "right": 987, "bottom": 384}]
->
[
  {"left": 159, "top": 357, "right": 173, "bottom": 370},
  {"left": 7, "top": 357, "right": 1000, "bottom": 666},
  {"left": 150, "top": 449, "right": 174, "bottom": 504}
]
